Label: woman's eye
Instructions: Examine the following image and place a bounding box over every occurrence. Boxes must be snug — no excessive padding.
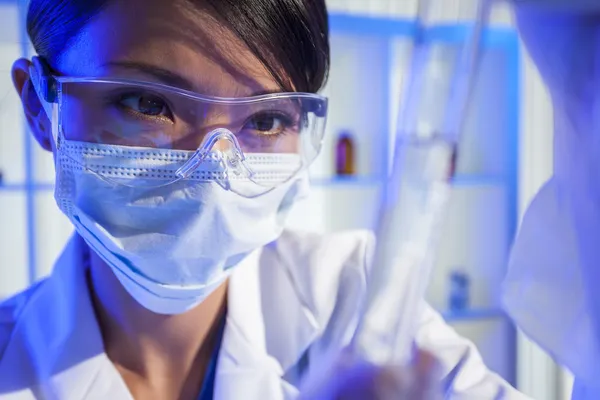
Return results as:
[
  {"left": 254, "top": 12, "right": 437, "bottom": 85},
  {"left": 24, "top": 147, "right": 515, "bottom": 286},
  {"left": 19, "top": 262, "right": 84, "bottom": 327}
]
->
[
  {"left": 119, "top": 94, "right": 171, "bottom": 118},
  {"left": 244, "top": 113, "right": 291, "bottom": 135}
]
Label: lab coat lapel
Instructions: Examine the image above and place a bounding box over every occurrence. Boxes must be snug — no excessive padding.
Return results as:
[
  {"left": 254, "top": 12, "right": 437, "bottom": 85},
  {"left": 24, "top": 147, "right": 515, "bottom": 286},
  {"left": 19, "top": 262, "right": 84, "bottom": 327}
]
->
[
  {"left": 214, "top": 243, "right": 321, "bottom": 399},
  {"left": 0, "top": 235, "right": 131, "bottom": 400},
  {"left": 0, "top": 235, "right": 321, "bottom": 399}
]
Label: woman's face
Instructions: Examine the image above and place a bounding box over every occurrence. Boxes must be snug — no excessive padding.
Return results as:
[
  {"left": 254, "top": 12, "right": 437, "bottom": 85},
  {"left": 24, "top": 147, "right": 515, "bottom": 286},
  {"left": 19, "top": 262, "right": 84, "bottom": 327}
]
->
[{"left": 53, "top": 0, "right": 302, "bottom": 153}]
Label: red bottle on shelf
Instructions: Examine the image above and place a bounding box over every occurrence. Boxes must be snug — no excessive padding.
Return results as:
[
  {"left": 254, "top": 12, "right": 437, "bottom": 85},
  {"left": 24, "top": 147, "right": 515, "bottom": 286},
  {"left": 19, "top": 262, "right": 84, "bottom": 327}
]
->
[{"left": 335, "top": 131, "right": 356, "bottom": 176}]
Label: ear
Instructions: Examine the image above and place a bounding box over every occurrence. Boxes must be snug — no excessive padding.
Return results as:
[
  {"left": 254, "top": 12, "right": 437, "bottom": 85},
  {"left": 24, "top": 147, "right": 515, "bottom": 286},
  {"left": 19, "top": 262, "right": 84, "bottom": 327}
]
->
[{"left": 11, "top": 58, "right": 52, "bottom": 152}]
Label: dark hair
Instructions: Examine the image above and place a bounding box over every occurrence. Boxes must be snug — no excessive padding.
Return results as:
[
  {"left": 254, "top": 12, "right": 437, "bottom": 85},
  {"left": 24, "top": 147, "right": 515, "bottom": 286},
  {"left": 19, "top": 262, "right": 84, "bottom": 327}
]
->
[{"left": 26, "top": 0, "right": 330, "bottom": 93}]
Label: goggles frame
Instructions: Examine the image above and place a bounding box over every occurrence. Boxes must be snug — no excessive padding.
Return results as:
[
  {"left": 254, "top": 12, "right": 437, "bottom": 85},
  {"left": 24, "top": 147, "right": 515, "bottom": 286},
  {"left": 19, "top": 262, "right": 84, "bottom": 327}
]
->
[{"left": 30, "top": 56, "right": 327, "bottom": 116}]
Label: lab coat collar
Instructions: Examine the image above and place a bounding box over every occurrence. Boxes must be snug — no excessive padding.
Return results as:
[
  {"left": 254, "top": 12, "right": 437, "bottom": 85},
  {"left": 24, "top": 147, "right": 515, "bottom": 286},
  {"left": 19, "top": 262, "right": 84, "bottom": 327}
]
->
[
  {"left": 0, "top": 235, "right": 321, "bottom": 399},
  {"left": 215, "top": 242, "right": 321, "bottom": 398},
  {"left": 0, "top": 234, "right": 131, "bottom": 399}
]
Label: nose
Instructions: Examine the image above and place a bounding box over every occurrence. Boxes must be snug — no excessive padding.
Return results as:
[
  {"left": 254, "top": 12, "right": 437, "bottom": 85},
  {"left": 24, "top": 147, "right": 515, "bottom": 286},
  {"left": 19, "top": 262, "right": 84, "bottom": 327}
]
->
[
  {"left": 175, "top": 128, "right": 251, "bottom": 180},
  {"left": 172, "top": 106, "right": 238, "bottom": 150},
  {"left": 197, "top": 127, "right": 245, "bottom": 156}
]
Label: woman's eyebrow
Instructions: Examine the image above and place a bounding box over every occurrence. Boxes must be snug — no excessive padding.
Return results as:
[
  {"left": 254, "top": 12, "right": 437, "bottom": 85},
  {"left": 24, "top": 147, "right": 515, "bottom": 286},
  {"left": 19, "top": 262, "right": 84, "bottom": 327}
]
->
[
  {"left": 103, "top": 61, "right": 197, "bottom": 91},
  {"left": 102, "top": 60, "right": 284, "bottom": 97}
]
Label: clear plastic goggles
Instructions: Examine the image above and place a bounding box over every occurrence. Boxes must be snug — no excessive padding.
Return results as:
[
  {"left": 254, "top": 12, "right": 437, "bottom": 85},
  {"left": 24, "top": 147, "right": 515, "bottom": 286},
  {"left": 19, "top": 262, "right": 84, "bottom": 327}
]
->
[{"left": 30, "top": 57, "right": 327, "bottom": 193}]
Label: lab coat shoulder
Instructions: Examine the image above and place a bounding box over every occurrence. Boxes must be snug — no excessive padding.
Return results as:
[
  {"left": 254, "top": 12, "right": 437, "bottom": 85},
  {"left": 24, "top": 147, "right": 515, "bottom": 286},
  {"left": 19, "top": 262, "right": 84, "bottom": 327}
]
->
[
  {"left": 272, "top": 229, "right": 375, "bottom": 327},
  {"left": 271, "top": 229, "right": 528, "bottom": 399},
  {"left": 0, "top": 280, "right": 46, "bottom": 361}
]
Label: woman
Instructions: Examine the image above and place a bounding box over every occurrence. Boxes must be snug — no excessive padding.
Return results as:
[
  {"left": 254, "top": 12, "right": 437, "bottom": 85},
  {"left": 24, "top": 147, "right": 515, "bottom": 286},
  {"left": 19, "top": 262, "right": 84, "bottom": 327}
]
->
[{"left": 0, "top": 0, "right": 524, "bottom": 398}]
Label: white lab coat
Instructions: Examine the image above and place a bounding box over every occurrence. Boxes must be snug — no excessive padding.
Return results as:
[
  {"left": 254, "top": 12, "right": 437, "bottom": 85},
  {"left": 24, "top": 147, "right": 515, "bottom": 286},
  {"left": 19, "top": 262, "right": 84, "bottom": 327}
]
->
[
  {"left": 0, "top": 230, "right": 526, "bottom": 399},
  {"left": 502, "top": 179, "right": 600, "bottom": 400}
]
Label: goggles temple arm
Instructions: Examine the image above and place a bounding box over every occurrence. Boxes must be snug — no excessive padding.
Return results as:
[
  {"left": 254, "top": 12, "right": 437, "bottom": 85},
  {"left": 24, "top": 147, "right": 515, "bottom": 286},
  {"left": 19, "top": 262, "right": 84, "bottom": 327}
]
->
[
  {"left": 28, "top": 57, "right": 58, "bottom": 124},
  {"left": 30, "top": 56, "right": 57, "bottom": 104}
]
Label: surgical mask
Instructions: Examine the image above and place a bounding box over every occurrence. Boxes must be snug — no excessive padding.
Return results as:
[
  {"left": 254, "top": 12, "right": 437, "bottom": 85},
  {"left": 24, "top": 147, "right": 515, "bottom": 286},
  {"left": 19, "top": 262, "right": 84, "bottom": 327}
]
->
[
  {"left": 30, "top": 56, "right": 327, "bottom": 314},
  {"left": 55, "top": 139, "right": 309, "bottom": 315}
]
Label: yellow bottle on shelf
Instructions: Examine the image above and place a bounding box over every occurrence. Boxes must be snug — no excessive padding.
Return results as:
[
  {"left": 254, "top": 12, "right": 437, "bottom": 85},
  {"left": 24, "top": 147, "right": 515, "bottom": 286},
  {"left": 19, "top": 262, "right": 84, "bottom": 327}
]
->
[{"left": 335, "top": 131, "right": 356, "bottom": 176}]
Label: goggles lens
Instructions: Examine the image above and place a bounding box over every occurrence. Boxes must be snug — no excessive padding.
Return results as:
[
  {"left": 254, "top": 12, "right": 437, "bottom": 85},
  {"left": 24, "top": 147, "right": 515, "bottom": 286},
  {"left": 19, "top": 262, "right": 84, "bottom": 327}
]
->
[{"left": 47, "top": 78, "right": 327, "bottom": 193}]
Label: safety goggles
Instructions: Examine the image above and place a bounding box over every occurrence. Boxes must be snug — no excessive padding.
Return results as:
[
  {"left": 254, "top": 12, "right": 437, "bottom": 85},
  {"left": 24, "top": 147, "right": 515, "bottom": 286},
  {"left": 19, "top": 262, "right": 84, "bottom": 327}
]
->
[{"left": 30, "top": 57, "right": 328, "bottom": 194}]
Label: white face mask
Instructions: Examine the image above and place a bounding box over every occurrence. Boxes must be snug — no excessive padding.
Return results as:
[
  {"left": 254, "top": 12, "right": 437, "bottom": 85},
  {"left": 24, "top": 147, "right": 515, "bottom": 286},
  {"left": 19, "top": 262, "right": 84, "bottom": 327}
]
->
[{"left": 54, "top": 139, "right": 309, "bottom": 315}]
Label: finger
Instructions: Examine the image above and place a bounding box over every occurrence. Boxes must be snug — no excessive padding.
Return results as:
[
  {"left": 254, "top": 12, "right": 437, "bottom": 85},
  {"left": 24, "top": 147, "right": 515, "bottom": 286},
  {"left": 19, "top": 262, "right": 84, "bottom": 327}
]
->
[
  {"left": 413, "top": 350, "right": 443, "bottom": 398},
  {"left": 375, "top": 365, "right": 412, "bottom": 396},
  {"left": 375, "top": 351, "right": 442, "bottom": 399},
  {"left": 414, "top": 350, "right": 438, "bottom": 376}
]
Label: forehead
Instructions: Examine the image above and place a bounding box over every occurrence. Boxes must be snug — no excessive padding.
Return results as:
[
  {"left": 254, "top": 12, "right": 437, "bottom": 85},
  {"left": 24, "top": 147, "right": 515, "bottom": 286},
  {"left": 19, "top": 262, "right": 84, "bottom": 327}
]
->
[{"left": 56, "top": 0, "right": 281, "bottom": 97}]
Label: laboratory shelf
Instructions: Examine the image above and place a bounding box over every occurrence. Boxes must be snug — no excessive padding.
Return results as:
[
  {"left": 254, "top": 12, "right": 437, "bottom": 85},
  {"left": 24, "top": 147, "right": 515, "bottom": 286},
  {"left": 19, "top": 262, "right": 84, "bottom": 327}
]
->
[
  {"left": 450, "top": 174, "right": 507, "bottom": 187},
  {"left": 310, "top": 176, "right": 382, "bottom": 187},
  {"left": 328, "top": 13, "right": 417, "bottom": 37},
  {"left": 310, "top": 174, "right": 507, "bottom": 187},
  {"left": 441, "top": 307, "right": 506, "bottom": 322},
  {"left": 0, "top": 183, "right": 54, "bottom": 192},
  {"left": 328, "top": 13, "right": 518, "bottom": 47},
  {"left": 0, "top": 183, "right": 25, "bottom": 192},
  {"left": 422, "top": 24, "right": 518, "bottom": 47}
]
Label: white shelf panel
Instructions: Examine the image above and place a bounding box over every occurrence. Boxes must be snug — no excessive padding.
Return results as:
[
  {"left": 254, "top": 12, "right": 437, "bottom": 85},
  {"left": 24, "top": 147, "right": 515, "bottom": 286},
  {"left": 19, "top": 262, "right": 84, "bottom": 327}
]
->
[
  {"left": 0, "top": 192, "right": 28, "bottom": 298},
  {"left": 312, "top": 32, "right": 390, "bottom": 181},
  {"left": 427, "top": 185, "right": 509, "bottom": 311},
  {"left": 0, "top": 2, "right": 26, "bottom": 185}
]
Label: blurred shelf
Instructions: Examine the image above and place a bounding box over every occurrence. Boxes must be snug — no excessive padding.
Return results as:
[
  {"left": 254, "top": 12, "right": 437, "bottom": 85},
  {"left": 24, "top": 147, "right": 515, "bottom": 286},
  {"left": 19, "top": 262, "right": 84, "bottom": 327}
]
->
[
  {"left": 423, "top": 24, "right": 518, "bottom": 47},
  {"left": 441, "top": 307, "right": 506, "bottom": 322},
  {"left": 328, "top": 13, "right": 518, "bottom": 47},
  {"left": 0, "top": 183, "right": 54, "bottom": 192},
  {"left": 329, "top": 13, "right": 417, "bottom": 37},
  {"left": 310, "top": 174, "right": 506, "bottom": 187},
  {"left": 311, "top": 176, "right": 382, "bottom": 186},
  {"left": 451, "top": 174, "right": 507, "bottom": 187}
]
